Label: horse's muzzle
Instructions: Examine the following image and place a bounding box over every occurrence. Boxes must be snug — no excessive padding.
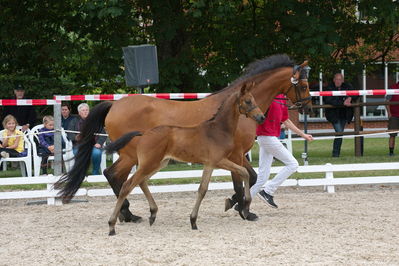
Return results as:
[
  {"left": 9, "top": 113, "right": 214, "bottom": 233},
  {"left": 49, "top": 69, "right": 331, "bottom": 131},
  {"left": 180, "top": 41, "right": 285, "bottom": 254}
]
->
[{"left": 255, "top": 114, "right": 265, "bottom": 124}]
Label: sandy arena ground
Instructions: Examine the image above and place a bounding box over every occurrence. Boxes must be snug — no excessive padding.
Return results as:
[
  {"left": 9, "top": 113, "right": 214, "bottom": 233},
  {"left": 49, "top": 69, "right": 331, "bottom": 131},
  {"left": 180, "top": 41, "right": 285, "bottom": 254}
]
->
[{"left": 0, "top": 185, "right": 398, "bottom": 265}]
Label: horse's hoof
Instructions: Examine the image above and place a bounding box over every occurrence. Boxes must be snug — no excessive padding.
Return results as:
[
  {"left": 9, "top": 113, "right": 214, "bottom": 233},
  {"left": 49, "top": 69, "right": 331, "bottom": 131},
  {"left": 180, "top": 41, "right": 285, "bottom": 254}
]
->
[
  {"left": 130, "top": 214, "right": 143, "bottom": 223},
  {"left": 224, "top": 198, "right": 234, "bottom": 211},
  {"left": 240, "top": 209, "right": 249, "bottom": 220},
  {"left": 191, "top": 224, "right": 198, "bottom": 230},
  {"left": 109, "top": 229, "right": 116, "bottom": 236},
  {"left": 120, "top": 213, "right": 143, "bottom": 223},
  {"left": 149, "top": 217, "right": 156, "bottom": 226},
  {"left": 246, "top": 212, "right": 259, "bottom": 221},
  {"left": 234, "top": 204, "right": 246, "bottom": 220}
]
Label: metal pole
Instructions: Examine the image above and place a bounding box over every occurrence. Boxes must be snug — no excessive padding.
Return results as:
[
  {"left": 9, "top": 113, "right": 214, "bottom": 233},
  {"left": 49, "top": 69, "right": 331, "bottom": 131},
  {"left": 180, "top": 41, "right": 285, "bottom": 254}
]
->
[
  {"left": 362, "top": 67, "right": 367, "bottom": 117},
  {"left": 384, "top": 63, "right": 388, "bottom": 90},
  {"left": 52, "top": 102, "right": 63, "bottom": 205},
  {"left": 302, "top": 114, "right": 309, "bottom": 165},
  {"left": 354, "top": 99, "right": 362, "bottom": 157},
  {"left": 319, "top": 70, "right": 323, "bottom": 118}
]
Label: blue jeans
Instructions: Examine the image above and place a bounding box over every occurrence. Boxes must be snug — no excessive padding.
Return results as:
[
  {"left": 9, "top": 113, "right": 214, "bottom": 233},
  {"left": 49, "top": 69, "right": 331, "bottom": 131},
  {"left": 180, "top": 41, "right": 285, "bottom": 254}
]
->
[
  {"left": 331, "top": 119, "right": 347, "bottom": 157},
  {"left": 73, "top": 147, "right": 103, "bottom": 175}
]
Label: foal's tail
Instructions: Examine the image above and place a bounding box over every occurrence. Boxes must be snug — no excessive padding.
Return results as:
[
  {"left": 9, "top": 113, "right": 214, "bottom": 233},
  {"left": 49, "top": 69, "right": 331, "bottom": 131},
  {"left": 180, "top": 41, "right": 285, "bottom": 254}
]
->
[
  {"left": 105, "top": 131, "right": 142, "bottom": 154},
  {"left": 54, "top": 101, "right": 113, "bottom": 202}
]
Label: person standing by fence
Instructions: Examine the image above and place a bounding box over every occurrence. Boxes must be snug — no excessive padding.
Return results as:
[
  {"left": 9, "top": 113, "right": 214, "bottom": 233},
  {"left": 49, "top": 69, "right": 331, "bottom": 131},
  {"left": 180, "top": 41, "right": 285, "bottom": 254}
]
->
[
  {"left": 386, "top": 81, "right": 399, "bottom": 156},
  {"left": 324, "top": 73, "right": 358, "bottom": 157},
  {"left": 1, "top": 84, "right": 36, "bottom": 132}
]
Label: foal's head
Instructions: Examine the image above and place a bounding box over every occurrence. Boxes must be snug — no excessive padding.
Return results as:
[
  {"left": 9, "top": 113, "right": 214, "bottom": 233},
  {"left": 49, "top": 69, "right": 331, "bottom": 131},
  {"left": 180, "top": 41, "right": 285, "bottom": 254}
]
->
[{"left": 238, "top": 83, "right": 265, "bottom": 124}]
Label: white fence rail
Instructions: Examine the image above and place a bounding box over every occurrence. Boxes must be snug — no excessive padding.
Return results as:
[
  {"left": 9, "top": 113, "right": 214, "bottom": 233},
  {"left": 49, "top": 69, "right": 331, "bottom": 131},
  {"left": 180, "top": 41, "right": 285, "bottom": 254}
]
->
[{"left": 1, "top": 162, "right": 398, "bottom": 205}]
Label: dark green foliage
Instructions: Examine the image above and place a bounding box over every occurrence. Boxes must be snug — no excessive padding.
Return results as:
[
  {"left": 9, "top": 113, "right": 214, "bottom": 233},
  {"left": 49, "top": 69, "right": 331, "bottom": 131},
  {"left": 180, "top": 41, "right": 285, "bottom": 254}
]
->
[{"left": 0, "top": 0, "right": 398, "bottom": 97}]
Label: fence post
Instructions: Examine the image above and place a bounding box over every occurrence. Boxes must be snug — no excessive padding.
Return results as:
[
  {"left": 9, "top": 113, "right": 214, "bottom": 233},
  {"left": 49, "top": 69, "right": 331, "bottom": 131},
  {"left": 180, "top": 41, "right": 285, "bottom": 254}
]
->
[
  {"left": 50, "top": 102, "right": 63, "bottom": 205},
  {"left": 325, "top": 163, "right": 335, "bottom": 193}
]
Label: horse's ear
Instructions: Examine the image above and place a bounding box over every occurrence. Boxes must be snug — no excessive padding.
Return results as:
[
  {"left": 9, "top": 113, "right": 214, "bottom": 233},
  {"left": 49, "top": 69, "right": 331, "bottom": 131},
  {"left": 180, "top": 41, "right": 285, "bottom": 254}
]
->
[
  {"left": 240, "top": 83, "right": 247, "bottom": 95},
  {"left": 240, "top": 82, "right": 254, "bottom": 95},
  {"left": 300, "top": 60, "right": 308, "bottom": 68}
]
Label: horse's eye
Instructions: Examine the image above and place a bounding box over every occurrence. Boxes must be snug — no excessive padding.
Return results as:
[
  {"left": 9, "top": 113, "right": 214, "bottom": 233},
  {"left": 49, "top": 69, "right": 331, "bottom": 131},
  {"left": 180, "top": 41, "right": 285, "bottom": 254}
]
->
[{"left": 245, "top": 100, "right": 251, "bottom": 104}]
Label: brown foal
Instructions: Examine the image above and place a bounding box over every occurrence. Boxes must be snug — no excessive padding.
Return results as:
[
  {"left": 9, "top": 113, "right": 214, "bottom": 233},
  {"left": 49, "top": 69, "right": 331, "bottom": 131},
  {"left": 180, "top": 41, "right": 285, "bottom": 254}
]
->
[{"left": 106, "top": 83, "right": 265, "bottom": 235}]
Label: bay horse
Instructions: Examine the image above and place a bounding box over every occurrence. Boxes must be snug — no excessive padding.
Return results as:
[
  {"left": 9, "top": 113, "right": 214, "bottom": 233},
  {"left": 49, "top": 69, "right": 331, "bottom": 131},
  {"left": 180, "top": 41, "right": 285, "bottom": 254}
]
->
[
  {"left": 106, "top": 83, "right": 265, "bottom": 235},
  {"left": 55, "top": 54, "right": 312, "bottom": 222}
]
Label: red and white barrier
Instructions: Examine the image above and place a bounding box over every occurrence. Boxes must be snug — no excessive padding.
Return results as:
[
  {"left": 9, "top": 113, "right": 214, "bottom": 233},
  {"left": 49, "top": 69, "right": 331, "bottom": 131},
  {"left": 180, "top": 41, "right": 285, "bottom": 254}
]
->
[
  {"left": 311, "top": 89, "right": 399, "bottom": 97},
  {"left": 1, "top": 89, "right": 399, "bottom": 106},
  {"left": 54, "top": 89, "right": 399, "bottom": 101},
  {"left": 0, "top": 99, "right": 60, "bottom": 106},
  {"left": 54, "top": 93, "right": 211, "bottom": 101}
]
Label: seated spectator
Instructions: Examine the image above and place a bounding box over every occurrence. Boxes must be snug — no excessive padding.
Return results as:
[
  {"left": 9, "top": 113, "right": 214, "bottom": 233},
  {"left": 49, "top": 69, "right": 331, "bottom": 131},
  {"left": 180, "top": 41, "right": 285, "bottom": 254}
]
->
[
  {"left": 37, "top": 116, "right": 61, "bottom": 175},
  {"left": 0, "top": 115, "right": 26, "bottom": 158},
  {"left": 66, "top": 103, "right": 106, "bottom": 175},
  {"left": 1, "top": 84, "right": 36, "bottom": 132},
  {"left": 61, "top": 103, "right": 76, "bottom": 130}
]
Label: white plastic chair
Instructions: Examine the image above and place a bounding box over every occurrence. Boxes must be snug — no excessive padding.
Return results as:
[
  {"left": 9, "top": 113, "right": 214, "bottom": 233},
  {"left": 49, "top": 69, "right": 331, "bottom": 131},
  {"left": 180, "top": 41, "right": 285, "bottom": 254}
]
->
[
  {"left": 29, "top": 125, "right": 74, "bottom": 176},
  {"left": 0, "top": 129, "right": 33, "bottom": 177}
]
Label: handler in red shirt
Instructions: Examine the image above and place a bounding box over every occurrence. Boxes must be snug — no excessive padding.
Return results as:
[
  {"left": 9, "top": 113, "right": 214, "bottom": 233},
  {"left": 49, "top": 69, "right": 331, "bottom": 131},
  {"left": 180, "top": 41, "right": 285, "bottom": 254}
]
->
[
  {"left": 251, "top": 94, "right": 313, "bottom": 208},
  {"left": 386, "top": 81, "right": 399, "bottom": 156}
]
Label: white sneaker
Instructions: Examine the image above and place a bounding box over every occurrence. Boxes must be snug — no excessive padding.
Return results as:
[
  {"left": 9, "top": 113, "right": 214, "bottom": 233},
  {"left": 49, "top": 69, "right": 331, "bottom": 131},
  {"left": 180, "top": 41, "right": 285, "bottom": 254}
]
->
[{"left": 0, "top": 151, "right": 10, "bottom": 158}]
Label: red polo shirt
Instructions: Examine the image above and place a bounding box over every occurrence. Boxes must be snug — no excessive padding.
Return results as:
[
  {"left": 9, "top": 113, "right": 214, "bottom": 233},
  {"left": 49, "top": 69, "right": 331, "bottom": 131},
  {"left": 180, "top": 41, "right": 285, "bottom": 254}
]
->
[{"left": 256, "top": 94, "right": 289, "bottom": 137}]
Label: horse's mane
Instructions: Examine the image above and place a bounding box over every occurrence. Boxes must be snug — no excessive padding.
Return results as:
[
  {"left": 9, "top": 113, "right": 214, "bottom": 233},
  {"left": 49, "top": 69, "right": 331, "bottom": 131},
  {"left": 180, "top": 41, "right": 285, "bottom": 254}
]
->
[
  {"left": 206, "top": 87, "right": 243, "bottom": 122},
  {"left": 206, "top": 97, "right": 228, "bottom": 122},
  {"left": 211, "top": 54, "right": 295, "bottom": 96}
]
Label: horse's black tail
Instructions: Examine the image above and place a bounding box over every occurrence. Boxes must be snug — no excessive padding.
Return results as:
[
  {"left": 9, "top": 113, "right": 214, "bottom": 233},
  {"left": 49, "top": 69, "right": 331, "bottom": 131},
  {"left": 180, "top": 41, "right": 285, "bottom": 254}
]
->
[
  {"left": 54, "top": 101, "right": 113, "bottom": 202},
  {"left": 105, "top": 131, "right": 142, "bottom": 154}
]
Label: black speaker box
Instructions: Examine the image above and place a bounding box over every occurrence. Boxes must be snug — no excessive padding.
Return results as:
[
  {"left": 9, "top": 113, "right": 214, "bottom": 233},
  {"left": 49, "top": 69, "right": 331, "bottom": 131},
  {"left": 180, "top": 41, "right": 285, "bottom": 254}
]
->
[{"left": 122, "top": 45, "right": 159, "bottom": 87}]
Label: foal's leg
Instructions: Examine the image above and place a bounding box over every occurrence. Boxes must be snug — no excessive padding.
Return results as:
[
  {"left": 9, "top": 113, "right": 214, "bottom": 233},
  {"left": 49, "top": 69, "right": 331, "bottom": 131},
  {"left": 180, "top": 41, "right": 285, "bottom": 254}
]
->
[
  {"left": 217, "top": 159, "right": 251, "bottom": 219},
  {"left": 190, "top": 166, "right": 214, "bottom": 230},
  {"left": 104, "top": 156, "right": 142, "bottom": 223},
  {"left": 108, "top": 156, "right": 168, "bottom": 235},
  {"left": 139, "top": 181, "right": 158, "bottom": 226},
  {"left": 108, "top": 168, "right": 151, "bottom": 236},
  {"left": 138, "top": 158, "right": 169, "bottom": 226}
]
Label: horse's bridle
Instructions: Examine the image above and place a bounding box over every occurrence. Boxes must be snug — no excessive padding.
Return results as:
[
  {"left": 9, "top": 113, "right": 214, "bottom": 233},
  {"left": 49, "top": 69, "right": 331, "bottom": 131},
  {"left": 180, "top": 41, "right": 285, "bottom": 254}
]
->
[
  {"left": 239, "top": 103, "right": 258, "bottom": 118},
  {"left": 282, "top": 65, "right": 312, "bottom": 110}
]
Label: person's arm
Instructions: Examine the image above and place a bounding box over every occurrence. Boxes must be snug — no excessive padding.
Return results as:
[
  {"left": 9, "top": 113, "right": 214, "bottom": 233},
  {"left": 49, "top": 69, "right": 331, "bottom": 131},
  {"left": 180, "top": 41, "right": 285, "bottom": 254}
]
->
[
  {"left": 94, "top": 128, "right": 107, "bottom": 148},
  {"left": 2, "top": 132, "right": 9, "bottom": 147},
  {"left": 7, "top": 135, "right": 21, "bottom": 149},
  {"left": 38, "top": 130, "right": 50, "bottom": 148},
  {"left": 282, "top": 119, "right": 314, "bottom": 141},
  {"left": 343, "top": 83, "right": 357, "bottom": 106}
]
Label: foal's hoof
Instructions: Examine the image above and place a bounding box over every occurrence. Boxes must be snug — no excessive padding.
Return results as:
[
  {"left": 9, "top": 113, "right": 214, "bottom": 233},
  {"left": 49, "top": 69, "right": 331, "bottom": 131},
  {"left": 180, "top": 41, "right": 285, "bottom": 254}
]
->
[
  {"left": 224, "top": 198, "right": 234, "bottom": 211},
  {"left": 149, "top": 216, "right": 156, "bottom": 226},
  {"left": 108, "top": 229, "right": 116, "bottom": 236},
  {"left": 234, "top": 204, "right": 246, "bottom": 220},
  {"left": 190, "top": 217, "right": 198, "bottom": 230}
]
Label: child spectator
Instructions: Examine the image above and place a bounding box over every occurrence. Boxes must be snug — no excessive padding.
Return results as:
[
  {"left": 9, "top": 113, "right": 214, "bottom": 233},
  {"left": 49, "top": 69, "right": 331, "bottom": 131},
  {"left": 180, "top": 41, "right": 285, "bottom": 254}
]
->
[
  {"left": 0, "top": 115, "right": 26, "bottom": 158},
  {"left": 37, "top": 116, "right": 56, "bottom": 175}
]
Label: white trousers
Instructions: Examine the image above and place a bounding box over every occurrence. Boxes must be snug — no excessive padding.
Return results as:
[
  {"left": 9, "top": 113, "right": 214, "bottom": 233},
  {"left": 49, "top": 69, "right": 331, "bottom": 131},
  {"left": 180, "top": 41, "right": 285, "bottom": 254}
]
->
[{"left": 250, "top": 136, "right": 299, "bottom": 198}]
